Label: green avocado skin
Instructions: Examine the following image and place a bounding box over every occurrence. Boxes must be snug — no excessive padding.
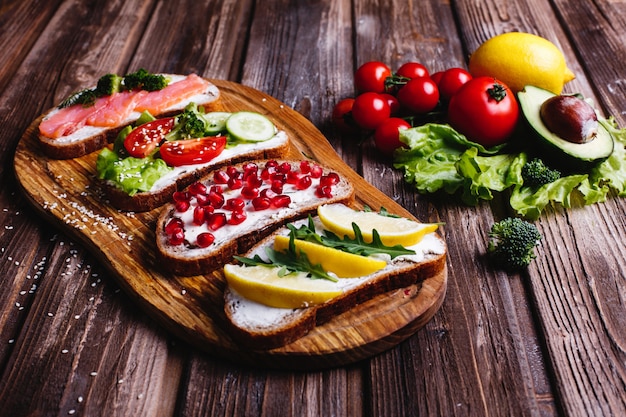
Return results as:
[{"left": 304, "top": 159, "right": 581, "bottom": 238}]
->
[{"left": 517, "top": 85, "right": 614, "bottom": 171}]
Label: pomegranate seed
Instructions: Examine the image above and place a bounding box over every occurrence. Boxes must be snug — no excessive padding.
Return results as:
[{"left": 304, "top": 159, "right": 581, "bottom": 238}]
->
[
  {"left": 241, "top": 186, "right": 259, "bottom": 200},
  {"left": 188, "top": 182, "right": 207, "bottom": 196},
  {"left": 260, "top": 166, "right": 275, "bottom": 181},
  {"left": 172, "top": 191, "right": 190, "bottom": 202},
  {"left": 296, "top": 175, "right": 312, "bottom": 190},
  {"left": 260, "top": 188, "right": 278, "bottom": 199},
  {"left": 224, "top": 198, "right": 245, "bottom": 211},
  {"left": 209, "top": 185, "right": 223, "bottom": 194},
  {"left": 206, "top": 212, "right": 227, "bottom": 230},
  {"left": 271, "top": 180, "right": 284, "bottom": 194},
  {"left": 175, "top": 200, "right": 190, "bottom": 213},
  {"left": 213, "top": 170, "right": 229, "bottom": 184},
  {"left": 164, "top": 218, "right": 184, "bottom": 235},
  {"left": 299, "top": 160, "right": 311, "bottom": 174},
  {"left": 208, "top": 191, "right": 225, "bottom": 208},
  {"left": 320, "top": 173, "right": 340, "bottom": 187},
  {"left": 242, "top": 162, "right": 258, "bottom": 176},
  {"left": 270, "top": 172, "right": 286, "bottom": 183},
  {"left": 286, "top": 171, "right": 303, "bottom": 184},
  {"left": 278, "top": 162, "right": 292, "bottom": 174},
  {"left": 252, "top": 196, "right": 271, "bottom": 211},
  {"left": 195, "top": 193, "right": 210, "bottom": 206},
  {"left": 316, "top": 185, "right": 333, "bottom": 198},
  {"left": 228, "top": 210, "right": 247, "bottom": 225},
  {"left": 196, "top": 232, "right": 215, "bottom": 248},
  {"left": 245, "top": 174, "right": 263, "bottom": 188},
  {"left": 310, "top": 164, "right": 323, "bottom": 178},
  {"left": 193, "top": 206, "right": 206, "bottom": 225},
  {"left": 168, "top": 228, "right": 185, "bottom": 245},
  {"left": 271, "top": 194, "right": 291, "bottom": 208},
  {"left": 265, "top": 160, "right": 279, "bottom": 168},
  {"left": 225, "top": 166, "right": 237, "bottom": 177},
  {"left": 228, "top": 177, "right": 243, "bottom": 190}
]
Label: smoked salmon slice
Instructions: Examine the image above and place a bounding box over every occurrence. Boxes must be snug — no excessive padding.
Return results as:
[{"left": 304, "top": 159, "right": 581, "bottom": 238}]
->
[
  {"left": 134, "top": 74, "right": 211, "bottom": 115},
  {"left": 39, "top": 96, "right": 109, "bottom": 138},
  {"left": 86, "top": 90, "right": 148, "bottom": 127}
]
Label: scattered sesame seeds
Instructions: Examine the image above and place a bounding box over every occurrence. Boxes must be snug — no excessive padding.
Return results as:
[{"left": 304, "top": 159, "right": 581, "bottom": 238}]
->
[{"left": 90, "top": 372, "right": 97, "bottom": 376}]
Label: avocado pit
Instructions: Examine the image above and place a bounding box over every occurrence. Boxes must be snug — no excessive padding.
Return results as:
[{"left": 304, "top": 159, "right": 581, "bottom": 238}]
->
[{"left": 539, "top": 95, "right": 598, "bottom": 144}]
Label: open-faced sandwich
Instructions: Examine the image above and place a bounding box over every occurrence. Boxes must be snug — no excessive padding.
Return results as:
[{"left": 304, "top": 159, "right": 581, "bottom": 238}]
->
[
  {"left": 222, "top": 203, "right": 447, "bottom": 349},
  {"left": 155, "top": 159, "right": 355, "bottom": 276},
  {"left": 38, "top": 70, "right": 221, "bottom": 159}
]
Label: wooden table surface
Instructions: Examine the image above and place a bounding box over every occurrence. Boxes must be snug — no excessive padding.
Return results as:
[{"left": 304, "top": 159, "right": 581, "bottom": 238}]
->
[{"left": 1, "top": 0, "right": 625, "bottom": 416}]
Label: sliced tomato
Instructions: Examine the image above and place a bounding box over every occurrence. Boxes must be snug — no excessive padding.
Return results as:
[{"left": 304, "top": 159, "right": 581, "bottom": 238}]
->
[
  {"left": 124, "top": 117, "right": 175, "bottom": 158},
  {"left": 160, "top": 136, "right": 227, "bottom": 166}
]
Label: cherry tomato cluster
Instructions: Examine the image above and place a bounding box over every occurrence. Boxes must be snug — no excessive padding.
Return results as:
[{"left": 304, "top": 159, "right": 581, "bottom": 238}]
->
[{"left": 333, "top": 61, "right": 519, "bottom": 155}]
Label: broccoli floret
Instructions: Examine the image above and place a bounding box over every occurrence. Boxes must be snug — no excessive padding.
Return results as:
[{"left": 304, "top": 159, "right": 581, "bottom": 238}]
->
[
  {"left": 488, "top": 217, "right": 542, "bottom": 271},
  {"left": 123, "top": 68, "right": 168, "bottom": 91},
  {"left": 94, "top": 73, "right": 124, "bottom": 96},
  {"left": 521, "top": 158, "right": 561, "bottom": 187},
  {"left": 165, "top": 103, "right": 207, "bottom": 140}
]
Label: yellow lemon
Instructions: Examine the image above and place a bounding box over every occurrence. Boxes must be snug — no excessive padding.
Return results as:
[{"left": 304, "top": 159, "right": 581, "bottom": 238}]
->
[
  {"left": 317, "top": 203, "right": 439, "bottom": 247},
  {"left": 273, "top": 235, "right": 387, "bottom": 278},
  {"left": 468, "top": 32, "right": 575, "bottom": 94},
  {"left": 224, "top": 264, "right": 341, "bottom": 309}
]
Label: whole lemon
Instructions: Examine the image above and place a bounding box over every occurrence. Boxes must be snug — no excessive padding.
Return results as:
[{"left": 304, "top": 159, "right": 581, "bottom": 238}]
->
[{"left": 468, "top": 32, "right": 575, "bottom": 94}]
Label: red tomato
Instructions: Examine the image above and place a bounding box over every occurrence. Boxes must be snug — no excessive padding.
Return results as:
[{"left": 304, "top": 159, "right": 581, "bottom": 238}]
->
[
  {"left": 374, "top": 117, "right": 411, "bottom": 156},
  {"left": 380, "top": 93, "right": 400, "bottom": 115},
  {"left": 351, "top": 92, "right": 391, "bottom": 130},
  {"left": 447, "top": 77, "right": 519, "bottom": 147},
  {"left": 396, "top": 62, "right": 429, "bottom": 79},
  {"left": 438, "top": 68, "right": 472, "bottom": 101},
  {"left": 332, "top": 98, "right": 357, "bottom": 133},
  {"left": 396, "top": 77, "right": 440, "bottom": 114},
  {"left": 430, "top": 71, "right": 444, "bottom": 85},
  {"left": 124, "top": 117, "right": 175, "bottom": 158},
  {"left": 354, "top": 61, "right": 392, "bottom": 93},
  {"left": 160, "top": 136, "right": 227, "bottom": 166}
]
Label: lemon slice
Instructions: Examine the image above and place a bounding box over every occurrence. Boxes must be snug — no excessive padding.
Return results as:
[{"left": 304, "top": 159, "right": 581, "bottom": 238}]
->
[
  {"left": 317, "top": 203, "right": 439, "bottom": 247},
  {"left": 273, "top": 235, "right": 387, "bottom": 278},
  {"left": 224, "top": 264, "right": 341, "bottom": 309}
]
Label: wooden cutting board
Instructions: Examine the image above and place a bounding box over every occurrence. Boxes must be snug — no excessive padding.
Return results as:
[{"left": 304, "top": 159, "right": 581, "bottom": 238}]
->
[{"left": 13, "top": 80, "right": 447, "bottom": 370}]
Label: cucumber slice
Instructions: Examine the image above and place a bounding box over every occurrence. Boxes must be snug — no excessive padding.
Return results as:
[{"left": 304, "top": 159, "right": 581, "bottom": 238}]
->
[
  {"left": 226, "top": 111, "right": 276, "bottom": 142},
  {"left": 203, "top": 112, "right": 231, "bottom": 134}
]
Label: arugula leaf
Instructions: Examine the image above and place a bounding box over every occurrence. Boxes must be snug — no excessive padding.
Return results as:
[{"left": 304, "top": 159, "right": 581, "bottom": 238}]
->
[
  {"left": 287, "top": 216, "right": 416, "bottom": 259},
  {"left": 234, "top": 232, "right": 338, "bottom": 282}
]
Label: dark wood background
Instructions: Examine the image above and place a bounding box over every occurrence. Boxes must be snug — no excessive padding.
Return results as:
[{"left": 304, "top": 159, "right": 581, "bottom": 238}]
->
[{"left": 1, "top": 0, "right": 625, "bottom": 416}]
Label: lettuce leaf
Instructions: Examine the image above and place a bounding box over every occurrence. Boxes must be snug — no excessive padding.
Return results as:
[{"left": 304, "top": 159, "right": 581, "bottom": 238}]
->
[
  {"left": 96, "top": 148, "right": 172, "bottom": 196},
  {"left": 393, "top": 120, "right": 626, "bottom": 220}
]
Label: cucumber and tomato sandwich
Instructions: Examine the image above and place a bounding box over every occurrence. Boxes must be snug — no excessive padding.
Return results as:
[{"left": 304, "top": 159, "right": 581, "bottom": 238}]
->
[
  {"left": 222, "top": 203, "right": 447, "bottom": 349},
  {"left": 96, "top": 105, "right": 290, "bottom": 212}
]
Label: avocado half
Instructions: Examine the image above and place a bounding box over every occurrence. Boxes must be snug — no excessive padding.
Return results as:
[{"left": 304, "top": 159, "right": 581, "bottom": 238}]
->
[{"left": 517, "top": 85, "right": 614, "bottom": 170}]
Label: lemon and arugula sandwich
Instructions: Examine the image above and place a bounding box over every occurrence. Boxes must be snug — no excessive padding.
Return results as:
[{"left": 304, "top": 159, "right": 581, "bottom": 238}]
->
[{"left": 222, "top": 203, "right": 446, "bottom": 349}]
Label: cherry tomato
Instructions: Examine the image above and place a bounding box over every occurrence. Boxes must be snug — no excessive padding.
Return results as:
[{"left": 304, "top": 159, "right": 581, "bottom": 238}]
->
[
  {"left": 354, "top": 61, "right": 392, "bottom": 93},
  {"left": 332, "top": 98, "right": 357, "bottom": 133},
  {"left": 350, "top": 92, "right": 391, "bottom": 130},
  {"left": 430, "top": 71, "right": 444, "bottom": 85},
  {"left": 437, "top": 68, "right": 472, "bottom": 101},
  {"left": 124, "top": 117, "right": 175, "bottom": 158},
  {"left": 380, "top": 93, "right": 400, "bottom": 115},
  {"left": 447, "top": 76, "right": 519, "bottom": 147},
  {"left": 374, "top": 117, "right": 411, "bottom": 156},
  {"left": 396, "top": 62, "right": 429, "bottom": 79},
  {"left": 160, "top": 136, "right": 227, "bottom": 166},
  {"left": 396, "top": 77, "right": 440, "bottom": 114}
]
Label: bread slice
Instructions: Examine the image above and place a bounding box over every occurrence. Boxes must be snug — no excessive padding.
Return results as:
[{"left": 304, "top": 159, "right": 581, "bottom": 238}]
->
[
  {"left": 99, "top": 131, "right": 291, "bottom": 212},
  {"left": 38, "top": 74, "right": 220, "bottom": 159},
  {"left": 222, "top": 216, "right": 447, "bottom": 349},
  {"left": 155, "top": 160, "right": 355, "bottom": 276}
]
